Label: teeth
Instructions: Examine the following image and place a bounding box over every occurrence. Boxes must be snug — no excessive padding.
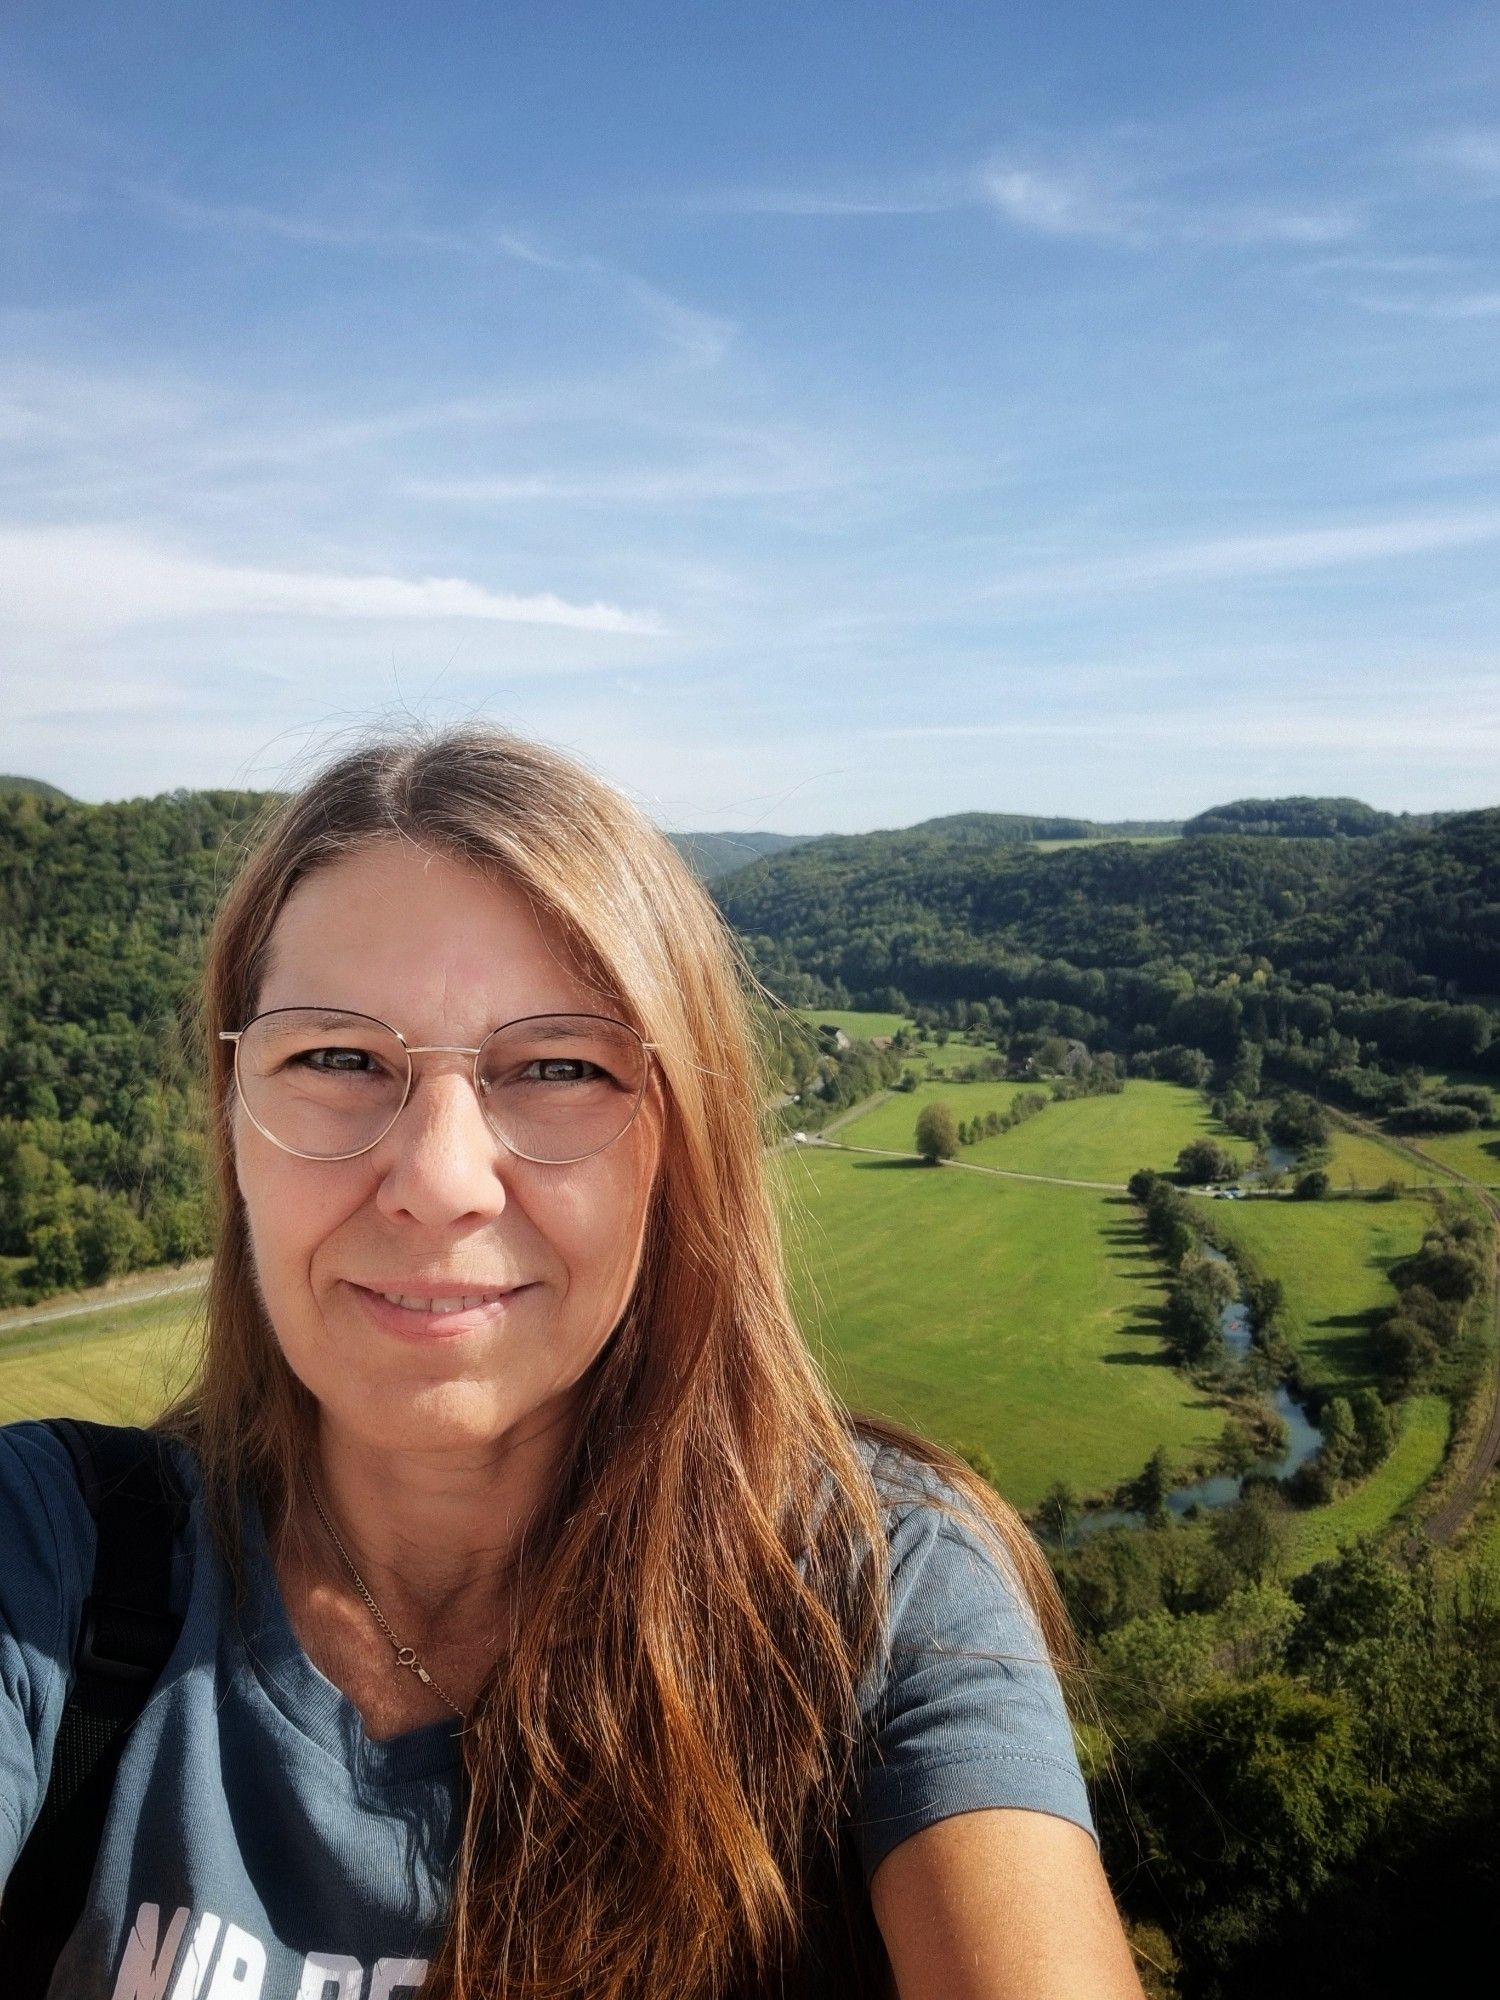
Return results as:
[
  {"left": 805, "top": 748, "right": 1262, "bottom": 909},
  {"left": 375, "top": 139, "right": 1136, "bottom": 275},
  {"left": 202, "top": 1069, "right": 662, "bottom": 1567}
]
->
[{"left": 376, "top": 1290, "right": 505, "bottom": 1312}]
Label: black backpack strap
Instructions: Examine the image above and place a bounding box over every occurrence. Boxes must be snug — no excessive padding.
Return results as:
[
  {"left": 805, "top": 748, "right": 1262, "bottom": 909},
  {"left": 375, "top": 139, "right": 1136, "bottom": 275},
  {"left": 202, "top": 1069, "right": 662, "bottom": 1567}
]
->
[{"left": 0, "top": 1419, "right": 190, "bottom": 1999}]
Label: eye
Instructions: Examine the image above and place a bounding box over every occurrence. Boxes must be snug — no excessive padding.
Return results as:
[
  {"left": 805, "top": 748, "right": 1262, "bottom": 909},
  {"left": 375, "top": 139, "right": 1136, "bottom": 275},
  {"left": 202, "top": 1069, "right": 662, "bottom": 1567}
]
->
[
  {"left": 294, "top": 1046, "right": 385, "bottom": 1075},
  {"left": 522, "top": 1057, "right": 607, "bottom": 1084}
]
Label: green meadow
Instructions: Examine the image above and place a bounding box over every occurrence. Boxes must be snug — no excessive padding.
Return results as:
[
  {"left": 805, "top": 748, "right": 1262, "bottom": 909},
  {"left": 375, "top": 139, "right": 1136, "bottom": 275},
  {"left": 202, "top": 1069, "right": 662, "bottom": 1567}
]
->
[
  {"left": 1326, "top": 1127, "right": 1439, "bottom": 1190},
  {"left": 1284, "top": 1395, "right": 1451, "bottom": 1571},
  {"left": 1397, "top": 1126, "right": 1500, "bottom": 1187},
  {"left": 0, "top": 1292, "right": 201, "bottom": 1425},
  {"left": 1209, "top": 1195, "right": 1434, "bottom": 1392},
  {"left": 779, "top": 1141, "right": 1221, "bottom": 1509},
  {"left": 840, "top": 1076, "right": 1252, "bottom": 1185},
  {"left": 792, "top": 1007, "right": 909, "bottom": 1041}
]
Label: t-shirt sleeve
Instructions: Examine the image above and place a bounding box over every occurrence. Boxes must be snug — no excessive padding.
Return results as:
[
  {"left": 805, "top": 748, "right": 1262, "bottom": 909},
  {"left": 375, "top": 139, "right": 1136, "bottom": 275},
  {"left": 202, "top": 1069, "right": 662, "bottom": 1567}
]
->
[
  {"left": 850, "top": 1462, "right": 1096, "bottom": 1883},
  {"left": 0, "top": 1421, "right": 95, "bottom": 1883}
]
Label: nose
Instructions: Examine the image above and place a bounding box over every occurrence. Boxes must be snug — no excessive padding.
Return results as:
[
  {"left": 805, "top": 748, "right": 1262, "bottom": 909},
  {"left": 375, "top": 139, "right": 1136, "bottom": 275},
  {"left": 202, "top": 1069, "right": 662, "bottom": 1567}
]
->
[{"left": 370, "top": 1060, "right": 512, "bottom": 1230}]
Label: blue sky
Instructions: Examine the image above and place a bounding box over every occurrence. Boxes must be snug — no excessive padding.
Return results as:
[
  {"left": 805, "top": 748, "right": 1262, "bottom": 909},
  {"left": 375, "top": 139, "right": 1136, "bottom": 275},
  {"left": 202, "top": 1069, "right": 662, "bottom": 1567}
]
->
[{"left": 3, "top": 2, "right": 1498, "bottom": 831}]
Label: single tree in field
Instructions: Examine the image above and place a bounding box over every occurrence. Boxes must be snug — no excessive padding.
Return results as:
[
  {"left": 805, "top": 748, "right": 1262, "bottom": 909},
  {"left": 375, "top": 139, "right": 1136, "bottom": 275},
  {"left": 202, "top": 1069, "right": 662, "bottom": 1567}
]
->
[{"left": 915, "top": 1101, "right": 959, "bottom": 1163}]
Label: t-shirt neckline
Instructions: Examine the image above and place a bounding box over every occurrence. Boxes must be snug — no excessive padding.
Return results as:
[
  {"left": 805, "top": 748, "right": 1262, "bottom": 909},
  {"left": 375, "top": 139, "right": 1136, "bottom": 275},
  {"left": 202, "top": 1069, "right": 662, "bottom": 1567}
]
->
[{"left": 235, "top": 1484, "right": 466, "bottom": 1785}]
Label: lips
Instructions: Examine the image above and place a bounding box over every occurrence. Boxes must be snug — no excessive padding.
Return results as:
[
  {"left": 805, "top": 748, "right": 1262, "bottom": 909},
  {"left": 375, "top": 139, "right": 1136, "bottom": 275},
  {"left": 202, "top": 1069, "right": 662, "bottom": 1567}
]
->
[{"left": 346, "top": 1280, "right": 532, "bottom": 1342}]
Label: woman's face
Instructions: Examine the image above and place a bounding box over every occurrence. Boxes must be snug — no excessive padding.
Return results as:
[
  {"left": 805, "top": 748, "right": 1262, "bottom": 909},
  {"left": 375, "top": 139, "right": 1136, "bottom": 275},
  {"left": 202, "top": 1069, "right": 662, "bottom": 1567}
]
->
[{"left": 232, "top": 839, "right": 662, "bottom": 1462}]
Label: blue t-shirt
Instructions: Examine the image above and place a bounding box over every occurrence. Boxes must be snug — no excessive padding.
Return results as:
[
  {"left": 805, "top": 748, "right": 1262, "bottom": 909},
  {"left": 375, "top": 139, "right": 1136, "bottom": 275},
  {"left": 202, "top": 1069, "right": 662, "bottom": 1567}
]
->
[{"left": 0, "top": 1420, "right": 1093, "bottom": 1999}]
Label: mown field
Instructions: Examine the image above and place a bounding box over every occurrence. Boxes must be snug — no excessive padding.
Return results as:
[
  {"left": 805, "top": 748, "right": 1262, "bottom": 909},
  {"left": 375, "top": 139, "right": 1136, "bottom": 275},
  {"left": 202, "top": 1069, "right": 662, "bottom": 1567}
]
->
[
  {"left": 1209, "top": 1194, "right": 1438, "bottom": 1393},
  {"left": 779, "top": 1141, "right": 1220, "bottom": 1508},
  {"left": 0, "top": 1290, "right": 201, "bottom": 1425},
  {"left": 839, "top": 1076, "right": 1253, "bottom": 1185}
]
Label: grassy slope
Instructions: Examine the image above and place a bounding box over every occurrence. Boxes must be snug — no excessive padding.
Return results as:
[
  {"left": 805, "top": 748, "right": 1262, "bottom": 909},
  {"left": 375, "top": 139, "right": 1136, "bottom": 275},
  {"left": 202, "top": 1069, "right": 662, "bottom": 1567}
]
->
[{"left": 780, "top": 1144, "right": 1221, "bottom": 1510}]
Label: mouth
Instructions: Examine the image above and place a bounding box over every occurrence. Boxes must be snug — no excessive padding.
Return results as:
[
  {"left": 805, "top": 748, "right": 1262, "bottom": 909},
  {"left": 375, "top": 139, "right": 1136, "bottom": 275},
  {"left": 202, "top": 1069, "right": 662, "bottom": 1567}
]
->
[{"left": 346, "top": 1280, "right": 533, "bottom": 1341}]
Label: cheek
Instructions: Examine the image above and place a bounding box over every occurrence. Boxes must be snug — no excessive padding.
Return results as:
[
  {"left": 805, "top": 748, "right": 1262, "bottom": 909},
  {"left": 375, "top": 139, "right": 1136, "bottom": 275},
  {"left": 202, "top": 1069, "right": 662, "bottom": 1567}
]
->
[{"left": 235, "top": 1124, "right": 366, "bottom": 1287}]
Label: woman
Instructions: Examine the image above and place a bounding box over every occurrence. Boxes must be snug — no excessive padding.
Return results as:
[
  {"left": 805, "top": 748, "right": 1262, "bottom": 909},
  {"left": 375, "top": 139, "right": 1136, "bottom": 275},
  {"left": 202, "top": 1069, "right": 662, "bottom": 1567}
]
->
[{"left": 0, "top": 728, "right": 1145, "bottom": 1999}]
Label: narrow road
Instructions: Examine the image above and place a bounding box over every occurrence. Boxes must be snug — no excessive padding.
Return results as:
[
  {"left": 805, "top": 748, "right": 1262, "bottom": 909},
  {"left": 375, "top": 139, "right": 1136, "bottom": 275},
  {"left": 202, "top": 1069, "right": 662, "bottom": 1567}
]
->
[
  {"left": 1325, "top": 1105, "right": 1500, "bottom": 1547},
  {"left": 811, "top": 1135, "right": 1128, "bottom": 1193},
  {"left": 0, "top": 1264, "right": 209, "bottom": 1339}
]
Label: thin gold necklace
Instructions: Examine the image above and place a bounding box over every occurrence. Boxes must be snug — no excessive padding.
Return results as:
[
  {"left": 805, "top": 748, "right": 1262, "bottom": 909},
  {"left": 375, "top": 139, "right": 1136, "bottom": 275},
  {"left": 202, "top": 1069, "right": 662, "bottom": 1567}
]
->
[{"left": 302, "top": 1465, "right": 503, "bottom": 1722}]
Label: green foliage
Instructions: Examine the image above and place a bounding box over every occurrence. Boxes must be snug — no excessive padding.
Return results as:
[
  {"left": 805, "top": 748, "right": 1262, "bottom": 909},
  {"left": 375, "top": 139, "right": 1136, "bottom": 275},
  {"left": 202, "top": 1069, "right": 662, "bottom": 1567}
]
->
[
  {"left": 913, "top": 1100, "right": 959, "bottom": 1163},
  {"left": 1175, "top": 1136, "right": 1239, "bottom": 1184},
  {"left": 1292, "top": 1168, "right": 1331, "bottom": 1200},
  {"left": 950, "top": 1439, "right": 1000, "bottom": 1486},
  {"left": 1163, "top": 1252, "right": 1234, "bottom": 1367}
]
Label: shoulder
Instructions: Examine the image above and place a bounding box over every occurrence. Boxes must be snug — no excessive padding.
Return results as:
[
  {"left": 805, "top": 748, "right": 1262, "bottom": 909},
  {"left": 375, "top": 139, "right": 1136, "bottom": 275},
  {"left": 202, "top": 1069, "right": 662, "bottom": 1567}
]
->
[
  {"left": 844, "top": 1435, "right": 1097, "bottom": 1883},
  {"left": 0, "top": 1418, "right": 98, "bottom": 1589},
  {"left": 0, "top": 1421, "right": 209, "bottom": 1874},
  {"left": 0, "top": 1419, "right": 206, "bottom": 1636}
]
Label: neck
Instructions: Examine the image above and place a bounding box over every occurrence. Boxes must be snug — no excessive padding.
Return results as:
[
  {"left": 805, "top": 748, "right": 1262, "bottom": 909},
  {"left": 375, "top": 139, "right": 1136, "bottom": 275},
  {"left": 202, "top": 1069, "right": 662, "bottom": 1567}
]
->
[{"left": 294, "top": 1401, "right": 575, "bottom": 1647}]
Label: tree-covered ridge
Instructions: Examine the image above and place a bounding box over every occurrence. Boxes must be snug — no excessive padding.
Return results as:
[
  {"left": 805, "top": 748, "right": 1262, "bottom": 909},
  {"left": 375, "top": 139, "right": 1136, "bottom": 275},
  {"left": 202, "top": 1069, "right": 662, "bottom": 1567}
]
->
[
  {"left": 663, "top": 829, "right": 808, "bottom": 879},
  {"left": 0, "top": 788, "right": 271, "bottom": 1295},
  {"left": 1181, "top": 796, "right": 1442, "bottom": 839},
  {"left": 716, "top": 811, "right": 1500, "bottom": 1003},
  {"left": 0, "top": 775, "right": 72, "bottom": 801}
]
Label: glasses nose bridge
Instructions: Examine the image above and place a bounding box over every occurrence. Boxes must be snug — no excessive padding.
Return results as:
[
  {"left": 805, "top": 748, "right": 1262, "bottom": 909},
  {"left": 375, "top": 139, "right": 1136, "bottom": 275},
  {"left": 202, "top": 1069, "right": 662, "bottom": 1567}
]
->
[{"left": 400, "top": 1041, "right": 487, "bottom": 1107}]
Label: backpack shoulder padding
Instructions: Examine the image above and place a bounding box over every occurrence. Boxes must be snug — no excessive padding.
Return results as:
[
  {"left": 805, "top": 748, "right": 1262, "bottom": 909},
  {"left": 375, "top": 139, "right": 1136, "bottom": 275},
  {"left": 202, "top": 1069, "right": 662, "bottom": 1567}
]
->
[{"left": 0, "top": 1419, "right": 190, "bottom": 2000}]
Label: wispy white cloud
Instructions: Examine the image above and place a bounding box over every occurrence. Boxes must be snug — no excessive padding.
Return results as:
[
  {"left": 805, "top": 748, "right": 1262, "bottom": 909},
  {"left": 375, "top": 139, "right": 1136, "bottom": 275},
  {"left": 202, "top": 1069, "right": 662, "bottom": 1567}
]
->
[
  {"left": 978, "top": 155, "right": 1360, "bottom": 247},
  {"left": 866, "top": 706, "right": 1500, "bottom": 760},
  {"left": 1418, "top": 127, "right": 1500, "bottom": 188},
  {"left": 14, "top": 174, "right": 736, "bottom": 370},
  {"left": 983, "top": 507, "right": 1500, "bottom": 597},
  {"left": 0, "top": 525, "right": 665, "bottom": 636},
  {"left": 686, "top": 185, "right": 951, "bottom": 217},
  {"left": 1346, "top": 288, "right": 1500, "bottom": 320}
]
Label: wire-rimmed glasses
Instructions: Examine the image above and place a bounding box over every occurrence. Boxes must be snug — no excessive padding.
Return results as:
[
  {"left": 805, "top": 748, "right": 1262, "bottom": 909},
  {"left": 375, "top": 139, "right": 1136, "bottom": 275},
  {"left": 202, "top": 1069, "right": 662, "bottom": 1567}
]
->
[{"left": 219, "top": 1007, "right": 654, "bottom": 1164}]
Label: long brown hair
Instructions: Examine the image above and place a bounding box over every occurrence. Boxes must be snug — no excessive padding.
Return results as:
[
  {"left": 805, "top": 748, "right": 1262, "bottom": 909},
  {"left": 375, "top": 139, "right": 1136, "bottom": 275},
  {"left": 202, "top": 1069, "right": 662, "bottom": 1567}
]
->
[{"left": 157, "top": 724, "right": 1081, "bottom": 1999}]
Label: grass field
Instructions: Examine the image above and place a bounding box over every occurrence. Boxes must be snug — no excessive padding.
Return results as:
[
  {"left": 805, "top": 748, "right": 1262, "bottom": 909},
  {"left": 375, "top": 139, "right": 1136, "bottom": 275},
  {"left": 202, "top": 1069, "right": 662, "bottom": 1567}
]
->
[
  {"left": 1393, "top": 1127, "right": 1500, "bottom": 1187},
  {"left": 1284, "top": 1394, "right": 1451, "bottom": 1572},
  {"left": 1326, "top": 1127, "right": 1440, "bottom": 1190},
  {"left": 1209, "top": 1195, "right": 1434, "bottom": 1392},
  {"left": 839, "top": 1077, "right": 1253, "bottom": 1185},
  {"left": 0, "top": 1291, "right": 201, "bottom": 1425},
  {"left": 780, "top": 1142, "right": 1223, "bottom": 1509},
  {"left": 792, "top": 1007, "right": 909, "bottom": 1041}
]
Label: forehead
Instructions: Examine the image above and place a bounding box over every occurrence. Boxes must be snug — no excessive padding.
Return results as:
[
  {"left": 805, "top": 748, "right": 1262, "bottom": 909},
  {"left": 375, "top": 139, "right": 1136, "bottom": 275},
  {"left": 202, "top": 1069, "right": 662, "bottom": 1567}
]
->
[{"left": 255, "top": 841, "right": 609, "bottom": 1032}]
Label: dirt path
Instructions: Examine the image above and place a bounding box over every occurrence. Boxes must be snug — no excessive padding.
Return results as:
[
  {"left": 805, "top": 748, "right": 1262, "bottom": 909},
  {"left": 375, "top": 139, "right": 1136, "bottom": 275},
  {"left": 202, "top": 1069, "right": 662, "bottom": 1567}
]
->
[
  {"left": 0, "top": 1262, "right": 210, "bottom": 1339},
  {"left": 1325, "top": 1106, "right": 1500, "bottom": 1547},
  {"left": 809, "top": 1134, "right": 1128, "bottom": 1193}
]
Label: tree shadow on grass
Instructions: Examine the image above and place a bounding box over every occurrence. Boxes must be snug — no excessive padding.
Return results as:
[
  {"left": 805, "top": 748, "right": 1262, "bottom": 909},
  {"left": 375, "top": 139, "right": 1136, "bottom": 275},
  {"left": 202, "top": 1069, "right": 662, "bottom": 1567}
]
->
[{"left": 851, "top": 1156, "right": 932, "bottom": 1171}]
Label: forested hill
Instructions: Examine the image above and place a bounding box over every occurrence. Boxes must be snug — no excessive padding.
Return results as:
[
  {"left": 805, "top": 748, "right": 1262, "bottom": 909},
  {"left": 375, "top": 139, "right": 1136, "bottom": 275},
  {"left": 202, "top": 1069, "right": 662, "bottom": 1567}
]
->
[
  {"left": 1180, "top": 796, "right": 1435, "bottom": 839},
  {"left": 715, "top": 810, "right": 1500, "bottom": 1031}
]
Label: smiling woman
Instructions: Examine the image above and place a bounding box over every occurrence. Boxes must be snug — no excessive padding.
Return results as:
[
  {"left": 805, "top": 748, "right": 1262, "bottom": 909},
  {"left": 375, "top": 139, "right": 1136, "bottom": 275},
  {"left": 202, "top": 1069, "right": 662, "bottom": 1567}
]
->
[{"left": 0, "top": 727, "right": 1144, "bottom": 2000}]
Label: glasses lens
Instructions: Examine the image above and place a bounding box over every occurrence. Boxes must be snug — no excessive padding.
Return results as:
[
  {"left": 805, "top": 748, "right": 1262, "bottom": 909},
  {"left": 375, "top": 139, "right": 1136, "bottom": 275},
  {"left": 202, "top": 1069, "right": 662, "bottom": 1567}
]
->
[
  {"left": 235, "top": 1010, "right": 409, "bottom": 1159},
  {"left": 476, "top": 1015, "right": 648, "bottom": 1163}
]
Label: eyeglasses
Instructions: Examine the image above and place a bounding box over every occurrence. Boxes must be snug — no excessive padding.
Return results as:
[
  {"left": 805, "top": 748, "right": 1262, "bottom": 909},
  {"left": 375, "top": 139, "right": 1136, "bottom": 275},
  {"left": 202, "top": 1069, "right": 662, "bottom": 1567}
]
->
[{"left": 219, "top": 1007, "right": 655, "bottom": 1164}]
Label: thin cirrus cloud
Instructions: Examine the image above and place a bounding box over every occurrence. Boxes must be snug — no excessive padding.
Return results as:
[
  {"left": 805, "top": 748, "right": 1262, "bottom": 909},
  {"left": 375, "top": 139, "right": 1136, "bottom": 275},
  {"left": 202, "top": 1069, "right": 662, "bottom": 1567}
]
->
[
  {"left": 1416, "top": 128, "right": 1500, "bottom": 186},
  {"left": 867, "top": 708, "right": 1500, "bottom": 760},
  {"left": 982, "top": 507, "right": 1500, "bottom": 598},
  {"left": 696, "top": 154, "right": 1360, "bottom": 247},
  {"left": 978, "top": 159, "right": 1359, "bottom": 246},
  {"left": 0, "top": 525, "right": 665, "bottom": 637},
  {"left": 83, "top": 177, "right": 738, "bottom": 370}
]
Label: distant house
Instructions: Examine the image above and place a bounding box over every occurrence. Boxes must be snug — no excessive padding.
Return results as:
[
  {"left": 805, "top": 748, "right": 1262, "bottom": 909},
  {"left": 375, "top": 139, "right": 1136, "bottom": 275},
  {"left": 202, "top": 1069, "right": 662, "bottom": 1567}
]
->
[{"left": 817, "top": 1024, "right": 852, "bottom": 1051}]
